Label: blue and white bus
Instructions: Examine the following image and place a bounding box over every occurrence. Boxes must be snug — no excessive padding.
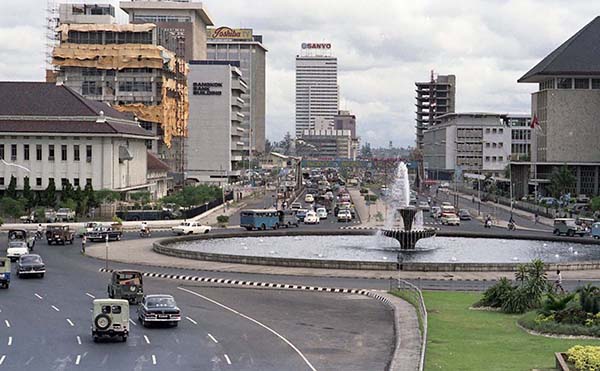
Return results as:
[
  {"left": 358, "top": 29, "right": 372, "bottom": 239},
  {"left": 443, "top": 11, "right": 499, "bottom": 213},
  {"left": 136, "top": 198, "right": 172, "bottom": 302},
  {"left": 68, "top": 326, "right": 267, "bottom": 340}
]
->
[{"left": 240, "top": 209, "right": 280, "bottom": 231}]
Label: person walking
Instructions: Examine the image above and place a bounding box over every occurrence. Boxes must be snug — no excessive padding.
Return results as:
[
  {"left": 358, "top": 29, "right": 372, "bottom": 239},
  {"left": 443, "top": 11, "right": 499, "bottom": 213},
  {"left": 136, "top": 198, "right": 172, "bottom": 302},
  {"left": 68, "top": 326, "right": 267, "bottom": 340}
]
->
[
  {"left": 555, "top": 270, "right": 565, "bottom": 294},
  {"left": 81, "top": 234, "right": 87, "bottom": 255},
  {"left": 534, "top": 212, "right": 539, "bottom": 224}
]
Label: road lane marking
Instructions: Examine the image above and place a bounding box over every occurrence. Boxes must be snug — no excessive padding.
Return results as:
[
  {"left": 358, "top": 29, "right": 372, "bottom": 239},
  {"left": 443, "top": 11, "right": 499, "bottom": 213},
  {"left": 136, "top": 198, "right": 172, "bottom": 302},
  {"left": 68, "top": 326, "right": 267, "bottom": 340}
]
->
[
  {"left": 0, "top": 355, "right": 5, "bottom": 365},
  {"left": 151, "top": 355, "right": 157, "bottom": 365},
  {"left": 51, "top": 305, "right": 60, "bottom": 312},
  {"left": 185, "top": 317, "right": 197, "bottom": 325},
  {"left": 207, "top": 333, "right": 218, "bottom": 344},
  {"left": 75, "top": 355, "right": 81, "bottom": 365},
  {"left": 144, "top": 335, "right": 150, "bottom": 344},
  {"left": 7, "top": 337, "right": 12, "bottom": 346},
  {"left": 178, "top": 287, "right": 317, "bottom": 371},
  {"left": 34, "top": 293, "right": 43, "bottom": 300},
  {"left": 76, "top": 336, "right": 81, "bottom": 345},
  {"left": 66, "top": 319, "right": 75, "bottom": 327},
  {"left": 129, "top": 318, "right": 136, "bottom": 326},
  {"left": 4, "top": 320, "right": 9, "bottom": 328},
  {"left": 224, "top": 354, "right": 232, "bottom": 365},
  {"left": 85, "top": 293, "right": 95, "bottom": 299}
]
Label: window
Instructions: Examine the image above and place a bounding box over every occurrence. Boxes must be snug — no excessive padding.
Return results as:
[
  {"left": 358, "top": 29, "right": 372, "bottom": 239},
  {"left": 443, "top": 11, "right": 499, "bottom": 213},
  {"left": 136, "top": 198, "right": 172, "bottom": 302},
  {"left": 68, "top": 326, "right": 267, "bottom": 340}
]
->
[
  {"left": 36, "top": 177, "right": 42, "bottom": 187},
  {"left": 492, "top": 128, "right": 497, "bottom": 134},
  {"left": 486, "top": 143, "right": 490, "bottom": 148},
  {"left": 74, "top": 178, "right": 80, "bottom": 187},
  {"left": 499, "top": 156, "right": 504, "bottom": 161},
  {"left": 592, "top": 79, "right": 600, "bottom": 90},
  {"left": 10, "top": 144, "right": 16, "bottom": 161},
  {"left": 485, "top": 128, "right": 490, "bottom": 133},
  {"left": 23, "top": 144, "right": 29, "bottom": 161},
  {"left": 498, "top": 128, "right": 503, "bottom": 134},
  {"left": 492, "top": 156, "right": 497, "bottom": 162},
  {"left": 61, "top": 145, "right": 67, "bottom": 161},
  {"left": 86, "top": 145, "right": 92, "bottom": 162},
  {"left": 557, "top": 78, "right": 572, "bottom": 89},
  {"left": 86, "top": 178, "right": 92, "bottom": 186},
  {"left": 61, "top": 178, "right": 68, "bottom": 189},
  {"left": 36, "top": 145, "right": 42, "bottom": 161},
  {"left": 485, "top": 156, "right": 490, "bottom": 162},
  {"left": 574, "top": 78, "right": 589, "bottom": 89},
  {"left": 48, "top": 144, "right": 55, "bottom": 161},
  {"left": 493, "top": 143, "right": 497, "bottom": 148},
  {"left": 82, "top": 81, "right": 102, "bottom": 95},
  {"left": 0, "top": 144, "right": 4, "bottom": 159},
  {"left": 0, "top": 178, "right": 4, "bottom": 186},
  {"left": 498, "top": 142, "right": 503, "bottom": 148},
  {"left": 74, "top": 145, "right": 80, "bottom": 161}
]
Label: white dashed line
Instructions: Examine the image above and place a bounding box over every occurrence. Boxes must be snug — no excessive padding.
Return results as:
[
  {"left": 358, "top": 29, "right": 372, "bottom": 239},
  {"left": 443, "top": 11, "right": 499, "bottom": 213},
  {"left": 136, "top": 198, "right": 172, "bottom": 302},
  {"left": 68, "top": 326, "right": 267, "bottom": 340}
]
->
[
  {"left": 85, "top": 293, "right": 95, "bottom": 299},
  {"left": 129, "top": 318, "right": 136, "bottom": 326},
  {"left": 66, "top": 319, "right": 75, "bottom": 327},
  {"left": 4, "top": 320, "right": 10, "bottom": 328},
  {"left": 51, "top": 305, "right": 60, "bottom": 312},
  {"left": 34, "top": 293, "right": 43, "bottom": 300},
  {"left": 75, "top": 354, "right": 81, "bottom": 365},
  {"left": 7, "top": 337, "right": 12, "bottom": 346},
  {"left": 185, "top": 317, "right": 197, "bottom": 325},
  {"left": 144, "top": 335, "right": 150, "bottom": 344},
  {"left": 0, "top": 355, "right": 5, "bottom": 365},
  {"left": 224, "top": 354, "right": 232, "bottom": 365},
  {"left": 179, "top": 287, "right": 317, "bottom": 371},
  {"left": 151, "top": 354, "right": 157, "bottom": 365},
  {"left": 207, "top": 333, "right": 218, "bottom": 344},
  {"left": 77, "top": 336, "right": 82, "bottom": 345}
]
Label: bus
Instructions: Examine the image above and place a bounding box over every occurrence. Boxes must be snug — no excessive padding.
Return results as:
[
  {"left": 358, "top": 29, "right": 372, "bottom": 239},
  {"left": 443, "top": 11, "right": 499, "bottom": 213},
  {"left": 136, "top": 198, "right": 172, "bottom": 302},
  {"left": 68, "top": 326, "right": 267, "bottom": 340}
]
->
[{"left": 240, "top": 209, "right": 280, "bottom": 231}]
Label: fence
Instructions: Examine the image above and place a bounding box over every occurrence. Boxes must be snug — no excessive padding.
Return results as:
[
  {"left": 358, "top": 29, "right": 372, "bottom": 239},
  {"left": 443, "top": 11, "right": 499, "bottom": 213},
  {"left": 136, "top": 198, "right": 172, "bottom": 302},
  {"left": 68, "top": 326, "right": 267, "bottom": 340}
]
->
[
  {"left": 396, "top": 279, "right": 428, "bottom": 371},
  {"left": 181, "top": 191, "right": 234, "bottom": 219}
]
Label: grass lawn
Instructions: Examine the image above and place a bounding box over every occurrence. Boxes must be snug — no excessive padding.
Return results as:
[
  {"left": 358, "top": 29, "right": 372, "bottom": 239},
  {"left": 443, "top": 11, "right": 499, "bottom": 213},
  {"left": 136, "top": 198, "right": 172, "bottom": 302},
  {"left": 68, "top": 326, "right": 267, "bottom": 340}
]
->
[{"left": 423, "top": 291, "right": 600, "bottom": 371}]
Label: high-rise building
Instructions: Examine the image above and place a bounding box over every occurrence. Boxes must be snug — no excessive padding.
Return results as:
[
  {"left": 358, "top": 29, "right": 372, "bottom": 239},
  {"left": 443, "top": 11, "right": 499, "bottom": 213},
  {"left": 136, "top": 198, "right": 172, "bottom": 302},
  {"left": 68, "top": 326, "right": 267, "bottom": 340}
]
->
[
  {"left": 334, "top": 110, "right": 359, "bottom": 159},
  {"left": 120, "top": 0, "right": 214, "bottom": 61},
  {"left": 295, "top": 43, "right": 338, "bottom": 137},
  {"left": 415, "top": 72, "right": 456, "bottom": 149},
  {"left": 206, "top": 27, "right": 267, "bottom": 154}
]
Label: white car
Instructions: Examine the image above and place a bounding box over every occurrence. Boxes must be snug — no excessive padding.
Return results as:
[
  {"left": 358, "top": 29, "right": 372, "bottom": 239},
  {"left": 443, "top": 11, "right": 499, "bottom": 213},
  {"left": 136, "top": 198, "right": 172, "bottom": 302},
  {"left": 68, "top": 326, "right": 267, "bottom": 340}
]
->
[
  {"left": 418, "top": 201, "right": 430, "bottom": 211},
  {"left": 171, "top": 222, "right": 212, "bottom": 235},
  {"left": 304, "top": 211, "right": 319, "bottom": 224},
  {"left": 316, "top": 207, "right": 328, "bottom": 219},
  {"left": 304, "top": 194, "right": 314, "bottom": 203},
  {"left": 290, "top": 202, "right": 302, "bottom": 210},
  {"left": 7, "top": 241, "right": 29, "bottom": 262},
  {"left": 441, "top": 213, "right": 460, "bottom": 226},
  {"left": 337, "top": 209, "right": 352, "bottom": 222}
]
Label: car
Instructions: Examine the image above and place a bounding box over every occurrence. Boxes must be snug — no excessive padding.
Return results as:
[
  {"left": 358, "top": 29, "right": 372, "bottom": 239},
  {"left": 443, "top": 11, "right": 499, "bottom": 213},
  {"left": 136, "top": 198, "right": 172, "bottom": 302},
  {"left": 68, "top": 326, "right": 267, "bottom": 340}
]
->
[
  {"left": 0, "top": 258, "right": 10, "bottom": 288},
  {"left": 92, "top": 299, "right": 129, "bottom": 342},
  {"left": 108, "top": 270, "right": 144, "bottom": 304},
  {"left": 553, "top": 218, "right": 587, "bottom": 237},
  {"left": 56, "top": 208, "right": 75, "bottom": 222},
  {"left": 171, "top": 221, "right": 212, "bottom": 235},
  {"left": 45, "top": 225, "right": 75, "bottom": 245},
  {"left": 7, "top": 241, "right": 29, "bottom": 262},
  {"left": 440, "top": 182, "right": 450, "bottom": 189},
  {"left": 278, "top": 210, "right": 299, "bottom": 228},
  {"left": 137, "top": 294, "right": 181, "bottom": 327},
  {"left": 88, "top": 224, "right": 123, "bottom": 242},
  {"left": 16, "top": 254, "right": 45, "bottom": 278},
  {"left": 430, "top": 206, "right": 441, "bottom": 218},
  {"left": 295, "top": 209, "right": 308, "bottom": 222},
  {"left": 458, "top": 209, "right": 472, "bottom": 220},
  {"left": 316, "top": 207, "right": 328, "bottom": 219},
  {"left": 577, "top": 194, "right": 591, "bottom": 204},
  {"left": 418, "top": 201, "right": 430, "bottom": 211},
  {"left": 19, "top": 211, "right": 38, "bottom": 224},
  {"left": 290, "top": 202, "right": 302, "bottom": 210},
  {"left": 441, "top": 213, "right": 460, "bottom": 226},
  {"left": 304, "top": 194, "right": 314, "bottom": 203},
  {"left": 539, "top": 197, "right": 558, "bottom": 206},
  {"left": 78, "top": 222, "right": 100, "bottom": 237},
  {"left": 304, "top": 211, "right": 319, "bottom": 224},
  {"left": 337, "top": 209, "right": 352, "bottom": 222}
]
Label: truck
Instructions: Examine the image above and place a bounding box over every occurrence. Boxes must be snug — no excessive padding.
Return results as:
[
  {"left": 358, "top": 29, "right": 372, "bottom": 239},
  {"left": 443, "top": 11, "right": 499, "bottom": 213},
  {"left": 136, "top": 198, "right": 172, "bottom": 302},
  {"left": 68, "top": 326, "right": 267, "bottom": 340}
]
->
[{"left": 116, "top": 209, "right": 177, "bottom": 221}]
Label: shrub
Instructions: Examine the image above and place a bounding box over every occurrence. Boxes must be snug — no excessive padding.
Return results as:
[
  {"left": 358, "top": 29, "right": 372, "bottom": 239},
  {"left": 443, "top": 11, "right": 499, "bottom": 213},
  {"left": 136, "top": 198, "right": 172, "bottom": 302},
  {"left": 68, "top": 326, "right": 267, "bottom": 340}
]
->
[
  {"left": 519, "top": 311, "right": 600, "bottom": 337},
  {"left": 364, "top": 194, "right": 378, "bottom": 202},
  {"left": 216, "top": 215, "right": 229, "bottom": 224},
  {"left": 578, "top": 284, "right": 600, "bottom": 315},
  {"left": 476, "top": 277, "right": 513, "bottom": 308},
  {"left": 359, "top": 188, "right": 368, "bottom": 194},
  {"left": 112, "top": 216, "right": 123, "bottom": 225},
  {"left": 502, "top": 286, "right": 535, "bottom": 314},
  {"left": 555, "top": 307, "right": 589, "bottom": 326},
  {"left": 567, "top": 345, "right": 600, "bottom": 371},
  {"left": 540, "top": 292, "right": 576, "bottom": 316}
]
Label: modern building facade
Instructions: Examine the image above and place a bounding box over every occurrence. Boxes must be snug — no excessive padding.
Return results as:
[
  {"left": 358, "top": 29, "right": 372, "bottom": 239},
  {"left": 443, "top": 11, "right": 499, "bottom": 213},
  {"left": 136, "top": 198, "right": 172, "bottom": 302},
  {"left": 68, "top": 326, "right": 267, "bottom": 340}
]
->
[
  {"left": 0, "top": 82, "right": 155, "bottom": 194},
  {"left": 295, "top": 43, "right": 339, "bottom": 136},
  {"left": 334, "top": 110, "right": 359, "bottom": 159},
  {"left": 206, "top": 27, "right": 267, "bottom": 154},
  {"left": 506, "top": 114, "right": 531, "bottom": 162},
  {"left": 513, "top": 16, "right": 600, "bottom": 198},
  {"left": 422, "top": 113, "right": 511, "bottom": 180},
  {"left": 297, "top": 129, "right": 354, "bottom": 160},
  {"left": 186, "top": 61, "right": 247, "bottom": 184},
  {"left": 58, "top": 3, "right": 120, "bottom": 25},
  {"left": 415, "top": 73, "right": 456, "bottom": 149},
  {"left": 120, "top": 0, "right": 214, "bottom": 61}
]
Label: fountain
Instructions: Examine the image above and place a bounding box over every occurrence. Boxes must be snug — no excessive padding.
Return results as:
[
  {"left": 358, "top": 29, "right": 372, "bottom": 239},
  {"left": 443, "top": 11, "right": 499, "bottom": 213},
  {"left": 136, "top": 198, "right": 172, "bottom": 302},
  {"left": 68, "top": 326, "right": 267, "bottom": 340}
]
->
[{"left": 380, "top": 161, "right": 436, "bottom": 251}]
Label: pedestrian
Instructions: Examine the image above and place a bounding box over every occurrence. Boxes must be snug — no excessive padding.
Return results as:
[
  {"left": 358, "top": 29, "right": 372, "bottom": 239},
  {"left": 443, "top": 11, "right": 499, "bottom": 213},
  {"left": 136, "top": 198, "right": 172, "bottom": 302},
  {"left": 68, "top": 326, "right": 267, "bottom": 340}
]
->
[
  {"left": 534, "top": 212, "right": 539, "bottom": 224},
  {"left": 472, "top": 195, "right": 475, "bottom": 204},
  {"left": 555, "top": 270, "right": 565, "bottom": 294},
  {"left": 81, "top": 234, "right": 87, "bottom": 255}
]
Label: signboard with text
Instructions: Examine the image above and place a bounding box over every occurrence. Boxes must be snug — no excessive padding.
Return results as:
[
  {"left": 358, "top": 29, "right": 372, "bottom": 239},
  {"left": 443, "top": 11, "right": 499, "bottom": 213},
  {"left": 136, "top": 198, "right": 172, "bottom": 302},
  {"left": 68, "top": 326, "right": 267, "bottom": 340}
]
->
[{"left": 208, "top": 27, "right": 253, "bottom": 40}]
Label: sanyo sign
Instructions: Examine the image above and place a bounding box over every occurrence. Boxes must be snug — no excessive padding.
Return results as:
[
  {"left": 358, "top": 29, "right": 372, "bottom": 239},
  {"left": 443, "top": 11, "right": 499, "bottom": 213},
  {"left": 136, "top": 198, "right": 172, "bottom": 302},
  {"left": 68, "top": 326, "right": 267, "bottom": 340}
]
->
[{"left": 301, "top": 43, "right": 332, "bottom": 49}]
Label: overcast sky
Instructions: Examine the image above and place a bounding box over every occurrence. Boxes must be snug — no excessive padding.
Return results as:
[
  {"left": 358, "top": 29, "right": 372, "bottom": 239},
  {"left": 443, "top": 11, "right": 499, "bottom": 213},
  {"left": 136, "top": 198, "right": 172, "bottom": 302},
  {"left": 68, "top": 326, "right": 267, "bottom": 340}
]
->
[{"left": 1, "top": 1, "right": 599, "bottom": 148}]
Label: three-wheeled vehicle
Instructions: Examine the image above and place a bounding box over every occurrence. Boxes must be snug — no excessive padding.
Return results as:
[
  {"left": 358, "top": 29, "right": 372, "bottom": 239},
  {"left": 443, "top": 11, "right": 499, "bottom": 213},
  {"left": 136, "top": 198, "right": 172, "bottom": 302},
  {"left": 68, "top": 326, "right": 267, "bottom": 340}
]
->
[
  {"left": 92, "top": 299, "right": 129, "bottom": 342},
  {"left": 0, "top": 258, "right": 10, "bottom": 288},
  {"left": 107, "top": 270, "right": 144, "bottom": 304},
  {"left": 278, "top": 210, "right": 299, "bottom": 228},
  {"left": 592, "top": 222, "right": 600, "bottom": 239},
  {"left": 8, "top": 229, "right": 35, "bottom": 250}
]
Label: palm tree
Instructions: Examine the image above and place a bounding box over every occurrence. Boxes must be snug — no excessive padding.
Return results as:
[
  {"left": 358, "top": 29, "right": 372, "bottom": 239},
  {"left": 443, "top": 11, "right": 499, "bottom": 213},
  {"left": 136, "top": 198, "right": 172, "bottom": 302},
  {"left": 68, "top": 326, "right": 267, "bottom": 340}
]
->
[{"left": 548, "top": 165, "right": 576, "bottom": 198}]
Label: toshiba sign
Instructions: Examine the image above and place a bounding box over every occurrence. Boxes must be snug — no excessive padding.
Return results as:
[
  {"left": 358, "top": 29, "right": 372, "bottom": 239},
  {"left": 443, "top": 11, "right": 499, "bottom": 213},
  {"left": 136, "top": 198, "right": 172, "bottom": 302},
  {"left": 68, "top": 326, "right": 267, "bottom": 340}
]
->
[{"left": 301, "top": 43, "right": 332, "bottom": 49}]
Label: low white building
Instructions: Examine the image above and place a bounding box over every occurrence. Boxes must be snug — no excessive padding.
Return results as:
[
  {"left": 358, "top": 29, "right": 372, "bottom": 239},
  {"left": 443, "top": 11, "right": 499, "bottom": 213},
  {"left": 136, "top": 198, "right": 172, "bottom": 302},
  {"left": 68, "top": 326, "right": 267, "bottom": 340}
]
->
[{"left": 0, "top": 82, "right": 156, "bottom": 194}]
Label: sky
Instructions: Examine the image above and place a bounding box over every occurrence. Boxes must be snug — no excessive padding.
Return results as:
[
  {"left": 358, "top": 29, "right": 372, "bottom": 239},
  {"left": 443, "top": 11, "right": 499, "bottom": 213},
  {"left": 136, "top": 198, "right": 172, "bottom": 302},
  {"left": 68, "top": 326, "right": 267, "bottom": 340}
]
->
[{"left": 1, "top": 0, "right": 599, "bottom": 148}]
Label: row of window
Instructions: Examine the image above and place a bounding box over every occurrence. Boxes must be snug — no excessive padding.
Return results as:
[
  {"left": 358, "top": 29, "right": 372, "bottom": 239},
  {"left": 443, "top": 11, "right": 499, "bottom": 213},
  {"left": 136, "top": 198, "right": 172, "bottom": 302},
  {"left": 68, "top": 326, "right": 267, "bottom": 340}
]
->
[
  {"left": 485, "top": 127, "right": 504, "bottom": 134},
  {"left": 540, "top": 78, "right": 600, "bottom": 90},
  {"left": 484, "top": 156, "right": 505, "bottom": 162},
  {"left": 511, "top": 129, "right": 532, "bottom": 140},
  {"left": 485, "top": 142, "right": 504, "bottom": 148},
  {"left": 0, "top": 177, "right": 92, "bottom": 188},
  {"left": 67, "top": 31, "right": 153, "bottom": 45},
  {"left": 0, "top": 144, "right": 92, "bottom": 162}
]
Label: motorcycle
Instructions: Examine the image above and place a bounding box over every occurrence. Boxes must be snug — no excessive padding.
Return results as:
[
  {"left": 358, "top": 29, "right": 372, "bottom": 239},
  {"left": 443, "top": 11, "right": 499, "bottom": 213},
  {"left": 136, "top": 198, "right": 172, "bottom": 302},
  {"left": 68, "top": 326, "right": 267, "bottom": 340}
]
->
[
  {"left": 484, "top": 219, "right": 492, "bottom": 228},
  {"left": 508, "top": 221, "right": 516, "bottom": 231},
  {"left": 139, "top": 229, "right": 152, "bottom": 238}
]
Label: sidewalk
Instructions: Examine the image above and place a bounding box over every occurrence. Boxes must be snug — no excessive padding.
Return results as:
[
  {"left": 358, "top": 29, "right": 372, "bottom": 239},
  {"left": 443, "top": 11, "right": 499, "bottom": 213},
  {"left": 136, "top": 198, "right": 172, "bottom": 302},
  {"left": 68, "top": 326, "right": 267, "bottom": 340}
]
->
[{"left": 349, "top": 188, "right": 389, "bottom": 228}]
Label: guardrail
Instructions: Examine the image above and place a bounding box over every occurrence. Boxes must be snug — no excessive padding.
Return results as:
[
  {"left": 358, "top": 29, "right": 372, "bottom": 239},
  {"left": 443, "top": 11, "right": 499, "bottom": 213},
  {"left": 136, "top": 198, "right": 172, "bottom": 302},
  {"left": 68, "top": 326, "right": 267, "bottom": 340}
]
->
[{"left": 396, "top": 279, "right": 428, "bottom": 371}]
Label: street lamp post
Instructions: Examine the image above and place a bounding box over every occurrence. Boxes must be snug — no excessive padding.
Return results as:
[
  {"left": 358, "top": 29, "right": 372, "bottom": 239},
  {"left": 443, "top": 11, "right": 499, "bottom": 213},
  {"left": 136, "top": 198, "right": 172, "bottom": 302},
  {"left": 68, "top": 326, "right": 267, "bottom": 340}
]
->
[{"left": 105, "top": 233, "right": 109, "bottom": 270}]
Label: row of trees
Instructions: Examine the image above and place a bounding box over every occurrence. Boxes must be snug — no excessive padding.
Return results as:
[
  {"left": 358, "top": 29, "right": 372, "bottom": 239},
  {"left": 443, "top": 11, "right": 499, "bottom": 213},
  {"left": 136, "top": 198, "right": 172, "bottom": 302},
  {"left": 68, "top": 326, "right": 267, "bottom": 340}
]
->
[{"left": 161, "top": 185, "right": 222, "bottom": 208}]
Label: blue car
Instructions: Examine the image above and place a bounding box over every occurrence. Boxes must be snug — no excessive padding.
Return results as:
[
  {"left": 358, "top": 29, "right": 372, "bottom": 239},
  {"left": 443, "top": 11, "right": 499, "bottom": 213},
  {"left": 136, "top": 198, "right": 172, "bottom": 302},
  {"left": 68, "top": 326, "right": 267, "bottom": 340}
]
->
[{"left": 592, "top": 222, "right": 600, "bottom": 239}]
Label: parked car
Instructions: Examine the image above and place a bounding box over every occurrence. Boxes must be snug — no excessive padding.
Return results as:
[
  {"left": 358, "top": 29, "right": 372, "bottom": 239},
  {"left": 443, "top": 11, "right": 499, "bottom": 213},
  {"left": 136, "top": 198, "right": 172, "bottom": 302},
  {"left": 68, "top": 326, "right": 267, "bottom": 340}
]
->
[
  {"left": 577, "top": 194, "right": 591, "bottom": 204},
  {"left": 171, "top": 222, "right": 212, "bottom": 235},
  {"left": 592, "top": 222, "right": 600, "bottom": 239},
  {"left": 0, "top": 258, "right": 10, "bottom": 288},
  {"left": 337, "top": 209, "right": 352, "bottom": 222},
  {"left": 278, "top": 210, "right": 299, "bottom": 228},
  {"left": 441, "top": 213, "right": 460, "bottom": 226},
  {"left": 295, "top": 209, "right": 308, "bottom": 222},
  {"left": 45, "top": 225, "right": 75, "bottom": 245},
  {"left": 430, "top": 206, "right": 441, "bottom": 218},
  {"left": 56, "top": 208, "right": 76, "bottom": 222},
  {"left": 458, "top": 209, "right": 472, "bottom": 220},
  {"left": 418, "top": 201, "right": 430, "bottom": 211},
  {"left": 6, "top": 241, "right": 29, "bottom": 262},
  {"left": 92, "top": 299, "right": 129, "bottom": 342},
  {"left": 304, "top": 211, "right": 319, "bottom": 224},
  {"left": 304, "top": 194, "right": 315, "bottom": 203},
  {"left": 553, "top": 218, "right": 587, "bottom": 237},
  {"left": 78, "top": 222, "right": 100, "bottom": 238},
  {"left": 88, "top": 224, "right": 123, "bottom": 242},
  {"left": 16, "top": 254, "right": 45, "bottom": 278},
  {"left": 107, "top": 270, "right": 144, "bottom": 304},
  {"left": 290, "top": 202, "right": 302, "bottom": 210},
  {"left": 137, "top": 294, "right": 181, "bottom": 327},
  {"left": 44, "top": 209, "right": 57, "bottom": 223},
  {"left": 19, "top": 211, "right": 38, "bottom": 224},
  {"left": 316, "top": 207, "right": 328, "bottom": 219}
]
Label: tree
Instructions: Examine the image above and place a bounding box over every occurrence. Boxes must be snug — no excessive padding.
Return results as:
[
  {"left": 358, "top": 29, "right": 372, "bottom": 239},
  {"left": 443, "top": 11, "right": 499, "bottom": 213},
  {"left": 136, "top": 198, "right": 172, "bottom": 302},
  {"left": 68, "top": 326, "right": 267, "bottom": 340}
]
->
[
  {"left": 22, "top": 176, "right": 34, "bottom": 209},
  {"left": 0, "top": 197, "right": 25, "bottom": 218},
  {"left": 360, "top": 143, "right": 373, "bottom": 158},
  {"left": 62, "top": 180, "right": 74, "bottom": 202},
  {"left": 43, "top": 178, "right": 56, "bottom": 207},
  {"left": 84, "top": 183, "right": 97, "bottom": 208},
  {"left": 6, "top": 175, "right": 17, "bottom": 199},
  {"left": 591, "top": 196, "right": 600, "bottom": 212},
  {"left": 129, "top": 191, "right": 151, "bottom": 207},
  {"left": 280, "top": 132, "right": 293, "bottom": 155},
  {"left": 94, "top": 189, "right": 120, "bottom": 204},
  {"left": 548, "top": 165, "right": 575, "bottom": 198}
]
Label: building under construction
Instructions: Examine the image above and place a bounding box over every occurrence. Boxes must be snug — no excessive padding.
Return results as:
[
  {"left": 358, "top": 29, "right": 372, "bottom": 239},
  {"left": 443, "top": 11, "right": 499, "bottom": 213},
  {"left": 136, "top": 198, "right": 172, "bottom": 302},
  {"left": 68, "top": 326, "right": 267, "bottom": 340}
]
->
[
  {"left": 50, "top": 20, "right": 188, "bottom": 177},
  {"left": 415, "top": 72, "right": 456, "bottom": 150}
]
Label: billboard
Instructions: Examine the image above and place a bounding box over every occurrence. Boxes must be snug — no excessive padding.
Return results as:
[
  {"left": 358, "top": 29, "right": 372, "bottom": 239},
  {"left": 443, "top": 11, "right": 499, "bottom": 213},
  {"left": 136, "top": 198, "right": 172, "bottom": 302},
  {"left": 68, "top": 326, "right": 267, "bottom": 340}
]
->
[
  {"left": 301, "top": 42, "right": 332, "bottom": 49},
  {"left": 208, "top": 27, "right": 253, "bottom": 40}
]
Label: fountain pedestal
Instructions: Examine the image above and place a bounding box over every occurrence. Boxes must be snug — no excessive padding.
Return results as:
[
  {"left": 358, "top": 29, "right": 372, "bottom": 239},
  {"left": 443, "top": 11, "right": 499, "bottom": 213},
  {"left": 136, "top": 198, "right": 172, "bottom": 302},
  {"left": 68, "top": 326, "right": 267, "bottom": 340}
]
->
[{"left": 381, "top": 207, "right": 436, "bottom": 250}]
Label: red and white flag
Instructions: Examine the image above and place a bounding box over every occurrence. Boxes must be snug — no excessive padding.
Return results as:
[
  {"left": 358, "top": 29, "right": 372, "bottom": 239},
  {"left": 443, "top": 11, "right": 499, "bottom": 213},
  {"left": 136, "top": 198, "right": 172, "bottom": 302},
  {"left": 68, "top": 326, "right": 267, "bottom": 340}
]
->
[{"left": 530, "top": 114, "right": 541, "bottom": 131}]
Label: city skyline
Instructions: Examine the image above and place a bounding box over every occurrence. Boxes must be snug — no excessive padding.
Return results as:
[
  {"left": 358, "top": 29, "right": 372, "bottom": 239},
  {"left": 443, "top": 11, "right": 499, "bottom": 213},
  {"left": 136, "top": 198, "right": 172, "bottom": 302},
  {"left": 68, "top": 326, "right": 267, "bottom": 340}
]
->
[{"left": 3, "top": 0, "right": 600, "bottom": 147}]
